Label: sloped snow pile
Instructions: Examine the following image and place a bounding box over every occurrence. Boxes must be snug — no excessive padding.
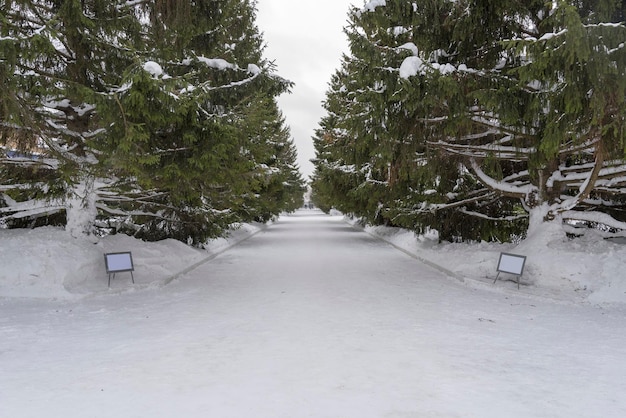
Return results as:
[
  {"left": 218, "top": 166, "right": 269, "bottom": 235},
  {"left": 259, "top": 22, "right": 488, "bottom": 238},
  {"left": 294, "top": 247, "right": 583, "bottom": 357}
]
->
[
  {"left": 364, "top": 220, "right": 626, "bottom": 306},
  {"left": 0, "top": 223, "right": 263, "bottom": 299}
]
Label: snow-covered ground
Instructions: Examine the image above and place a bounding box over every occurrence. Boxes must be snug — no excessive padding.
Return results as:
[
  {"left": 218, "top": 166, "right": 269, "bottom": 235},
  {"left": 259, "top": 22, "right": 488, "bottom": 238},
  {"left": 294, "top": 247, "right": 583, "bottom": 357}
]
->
[
  {"left": 1, "top": 210, "right": 626, "bottom": 417},
  {"left": 0, "top": 222, "right": 264, "bottom": 299},
  {"left": 361, "top": 217, "right": 626, "bottom": 307}
]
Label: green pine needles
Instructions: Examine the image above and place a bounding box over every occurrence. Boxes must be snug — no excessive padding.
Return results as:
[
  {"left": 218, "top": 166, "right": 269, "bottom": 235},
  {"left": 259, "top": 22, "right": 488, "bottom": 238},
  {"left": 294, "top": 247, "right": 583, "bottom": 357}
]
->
[
  {"left": 312, "top": 0, "right": 626, "bottom": 242},
  {"left": 0, "top": 0, "right": 305, "bottom": 245}
]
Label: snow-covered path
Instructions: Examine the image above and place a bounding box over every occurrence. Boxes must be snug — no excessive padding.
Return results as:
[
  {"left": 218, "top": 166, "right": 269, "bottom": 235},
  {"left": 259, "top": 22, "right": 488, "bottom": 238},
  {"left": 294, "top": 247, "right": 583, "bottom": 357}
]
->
[{"left": 2, "top": 211, "right": 626, "bottom": 417}]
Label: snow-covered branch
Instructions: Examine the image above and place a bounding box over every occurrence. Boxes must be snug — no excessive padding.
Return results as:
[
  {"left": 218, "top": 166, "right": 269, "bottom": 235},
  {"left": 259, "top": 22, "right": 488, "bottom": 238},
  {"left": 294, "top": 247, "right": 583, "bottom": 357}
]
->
[
  {"left": 0, "top": 198, "right": 65, "bottom": 219},
  {"left": 547, "top": 162, "right": 626, "bottom": 189},
  {"left": 429, "top": 139, "right": 534, "bottom": 161},
  {"left": 429, "top": 190, "right": 498, "bottom": 212},
  {"left": 470, "top": 158, "right": 537, "bottom": 199},
  {"left": 0, "top": 157, "right": 56, "bottom": 170},
  {"left": 458, "top": 208, "right": 528, "bottom": 222},
  {"left": 562, "top": 210, "right": 626, "bottom": 233}
]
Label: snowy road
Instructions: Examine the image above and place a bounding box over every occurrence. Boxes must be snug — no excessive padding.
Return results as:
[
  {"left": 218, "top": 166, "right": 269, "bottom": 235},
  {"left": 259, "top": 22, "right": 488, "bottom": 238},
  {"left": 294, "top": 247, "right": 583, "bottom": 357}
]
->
[{"left": 2, "top": 211, "right": 626, "bottom": 417}]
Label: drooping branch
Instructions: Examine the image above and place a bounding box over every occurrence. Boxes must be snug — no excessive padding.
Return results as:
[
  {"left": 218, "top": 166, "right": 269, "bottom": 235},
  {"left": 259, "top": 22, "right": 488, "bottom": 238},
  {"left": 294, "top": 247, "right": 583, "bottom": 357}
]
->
[
  {"left": 469, "top": 158, "right": 537, "bottom": 200},
  {"left": 429, "top": 139, "right": 533, "bottom": 161}
]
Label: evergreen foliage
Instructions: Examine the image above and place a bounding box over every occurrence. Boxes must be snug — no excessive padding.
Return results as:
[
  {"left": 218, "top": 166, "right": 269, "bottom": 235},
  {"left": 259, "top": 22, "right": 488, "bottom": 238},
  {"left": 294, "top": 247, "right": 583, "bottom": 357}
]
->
[
  {"left": 312, "top": 0, "right": 626, "bottom": 241},
  {"left": 1, "top": 0, "right": 304, "bottom": 245}
]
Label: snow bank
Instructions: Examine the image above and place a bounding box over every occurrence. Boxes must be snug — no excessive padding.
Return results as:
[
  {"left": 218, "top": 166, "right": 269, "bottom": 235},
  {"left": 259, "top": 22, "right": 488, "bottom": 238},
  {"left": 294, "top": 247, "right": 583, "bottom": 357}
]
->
[
  {"left": 0, "top": 227, "right": 100, "bottom": 299},
  {"left": 362, "top": 219, "right": 626, "bottom": 307},
  {"left": 0, "top": 223, "right": 263, "bottom": 299},
  {"left": 2, "top": 213, "right": 624, "bottom": 307}
]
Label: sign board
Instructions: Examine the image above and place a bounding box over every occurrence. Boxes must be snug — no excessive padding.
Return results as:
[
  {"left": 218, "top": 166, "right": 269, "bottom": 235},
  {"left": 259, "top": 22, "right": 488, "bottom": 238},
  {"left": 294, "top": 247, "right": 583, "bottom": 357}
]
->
[
  {"left": 104, "top": 252, "right": 135, "bottom": 287},
  {"left": 494, "top": 252, "right": 526, "bottom": 289},
  {"left": 497, "top": 252, "right": 526, "bottom": 276},
  {"left": 105, "top": 252, "right": 134, "bottom": 273}
]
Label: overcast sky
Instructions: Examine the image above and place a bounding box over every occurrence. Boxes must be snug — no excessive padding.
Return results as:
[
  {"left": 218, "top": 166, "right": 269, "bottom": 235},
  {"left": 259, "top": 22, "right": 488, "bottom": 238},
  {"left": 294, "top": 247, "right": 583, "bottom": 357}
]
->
[{"left": 256, "top": 0, "right": 358, "bottom": 180}]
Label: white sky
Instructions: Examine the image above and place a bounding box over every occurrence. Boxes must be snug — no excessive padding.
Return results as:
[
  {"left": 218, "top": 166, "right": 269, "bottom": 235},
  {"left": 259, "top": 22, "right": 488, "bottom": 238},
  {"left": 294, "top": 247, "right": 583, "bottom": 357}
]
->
[{"left": 256, "top": 0, "right": 359, "bottom": 180}]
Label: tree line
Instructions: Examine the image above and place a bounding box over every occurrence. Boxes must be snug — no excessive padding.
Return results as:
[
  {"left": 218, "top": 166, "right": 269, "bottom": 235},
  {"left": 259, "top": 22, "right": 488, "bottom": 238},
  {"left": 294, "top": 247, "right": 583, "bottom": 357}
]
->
[
  {"left": 0, "top": 0, "right": 305, "bottom": 246},
  {"left": 311, "top": 0, "right": 626, "bottom": 242}
]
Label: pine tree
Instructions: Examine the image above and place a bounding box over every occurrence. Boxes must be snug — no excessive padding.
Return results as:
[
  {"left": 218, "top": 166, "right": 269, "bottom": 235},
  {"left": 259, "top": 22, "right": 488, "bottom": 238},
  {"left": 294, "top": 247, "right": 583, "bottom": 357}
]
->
[
  {"left": 107, "top": 0, "right": 296, "bottom": 244},
  {"left": 424, "top": 0, "right": 626, "bottom": 235},
  {"left": 311, "top": 64, "right": 368, "bottom": 216},
  {"left": 387, "top": 0, "right": 534, "bottom": 241},
  {"left": 0, "top": 0, "right": 144, "bottom": 236},
  {"left": 313, "top": 2, "right": 435, "bottom": 227},
  {"left": 313, "top": 0, "right": 626, "bottom": 241},
  {"left": 234, "top": 94, "right": 305, "bottom": 222},
  {"left": 1, "top": 0, "right": 301, "bottom": 245}
]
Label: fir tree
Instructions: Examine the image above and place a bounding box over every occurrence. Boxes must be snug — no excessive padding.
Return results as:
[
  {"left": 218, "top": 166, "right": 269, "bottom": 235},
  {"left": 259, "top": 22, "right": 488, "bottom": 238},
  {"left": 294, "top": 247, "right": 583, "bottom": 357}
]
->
[
  {"left": 312, "top": 0, "right": 626, "bottom": 241},
  {"left": 0, "top": 0, "right": 144, "bottom": 236},
  {"left": 425, "top": 0, "right": 626, "bottom": 235},
  {"left": 1, "top": 0, "right": 301, "bottom": 245}
]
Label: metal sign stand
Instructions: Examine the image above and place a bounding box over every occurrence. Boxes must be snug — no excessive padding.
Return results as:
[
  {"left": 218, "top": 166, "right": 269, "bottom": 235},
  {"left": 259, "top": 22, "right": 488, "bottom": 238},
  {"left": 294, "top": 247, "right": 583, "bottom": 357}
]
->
[
  {"left": 104, "top": 252, "right": 135, "bottom": 287},
  {"left": 494, "top": 252, "right": 527, "bottom": 289}
]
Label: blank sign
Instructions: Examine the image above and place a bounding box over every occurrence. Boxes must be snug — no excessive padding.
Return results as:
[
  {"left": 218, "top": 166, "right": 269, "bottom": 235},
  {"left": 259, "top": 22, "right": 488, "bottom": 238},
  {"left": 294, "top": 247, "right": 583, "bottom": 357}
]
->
[
  {"left": 104, "top": 252, "right": 134, "bottom": 273},
  {"left": 497, "top": 252, "right": 526, "bottom": 276}
]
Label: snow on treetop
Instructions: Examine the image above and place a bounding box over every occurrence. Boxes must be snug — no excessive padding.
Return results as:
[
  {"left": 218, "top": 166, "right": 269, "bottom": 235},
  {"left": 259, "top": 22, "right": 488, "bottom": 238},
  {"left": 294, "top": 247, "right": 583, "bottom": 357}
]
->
[
  {"left": 399, "top": 56, "right": 461, "bottom": 79},
  {"left": 182, "top": 56, "right": 237, "bottom": 71},
  {"left": 143, "top": 61, "right": 163, "bottom": 78},
  {"left": 117, "top": 0, "right": 143, "bottom": 10},
  {"left": 247, "top": 64, "right": 261, "bottom": 75},
  {"left": 363, "top": 0, "right": 386, "bottom": 12},
  {"left": 399, "top": 56, "right": 425, "bottom": 79},
  {"left": 539, "top": 29, "right": 568, "bottom": 42},
  {"left": 397, "top": 42, "right": 418, "bottom": 56},
  {"left": 356, "top": 0, "right": 386, "bottom": 17},
  {"left": 391, "top": 27, "right": 410, "bottom": 36},
  {"left": 199, "top": 57, "right": 235, "bottom": 70},
  {"left": 432, "top": 62, "right": 456, "bottom": 75},
  {"left": 40, "top": 99, "right": 95, "bottom": 117},
  {"left": 43, "top": 98, "right": 71, "bottom": 109}
]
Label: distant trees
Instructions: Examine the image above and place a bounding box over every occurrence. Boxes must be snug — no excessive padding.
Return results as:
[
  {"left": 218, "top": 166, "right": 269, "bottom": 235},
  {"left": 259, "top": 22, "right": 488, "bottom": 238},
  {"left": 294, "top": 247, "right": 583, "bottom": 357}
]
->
[
  {"left": 312, "top": 0, "right": 626, "bottom": 241},
  {"left": 0, "top": 0, "right": 304, "bottom": 245}
]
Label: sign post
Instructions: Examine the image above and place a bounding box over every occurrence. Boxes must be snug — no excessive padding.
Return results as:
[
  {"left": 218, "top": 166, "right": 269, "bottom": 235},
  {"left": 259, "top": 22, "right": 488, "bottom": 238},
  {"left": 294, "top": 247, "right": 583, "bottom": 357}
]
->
[
  {"left": 104, "top": 252, "right": 135, "bottom": 287},
  {"left": 494, "top": 252, "right": 527, "bottom": 289}
]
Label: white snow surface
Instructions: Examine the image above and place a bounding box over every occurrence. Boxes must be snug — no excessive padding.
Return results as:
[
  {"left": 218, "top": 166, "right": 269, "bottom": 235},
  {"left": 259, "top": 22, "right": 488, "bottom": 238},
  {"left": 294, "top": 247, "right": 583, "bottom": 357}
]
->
[
  {"left": 0, "top": 223, "right": 262, "bottom": 299},
  {"left": 399, "top": 56, "right": 425, "bottom": 79},
  {"left": 143, "top": 61, "right": 164, "bottom": 78},
  {"left": 1, "top": 210, "right": 626, "bottom": 417},
  {"left": 362, "top": 0, "right": 386, "bottom": 13}
]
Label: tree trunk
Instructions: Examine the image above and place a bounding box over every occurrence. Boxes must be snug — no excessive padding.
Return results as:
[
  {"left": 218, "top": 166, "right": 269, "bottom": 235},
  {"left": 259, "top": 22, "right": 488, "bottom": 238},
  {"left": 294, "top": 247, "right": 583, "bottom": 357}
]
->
[
  {"left": 65, "top": 177, "right": 97, "bottom": 239},
  {"left": 517, "top": 203, "right": 564, "bottom": 253}
]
